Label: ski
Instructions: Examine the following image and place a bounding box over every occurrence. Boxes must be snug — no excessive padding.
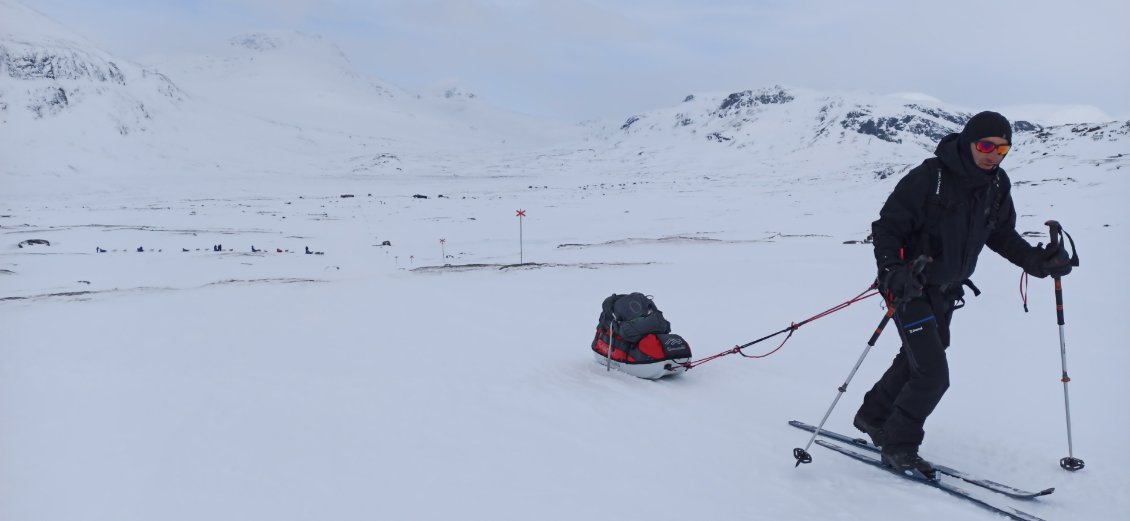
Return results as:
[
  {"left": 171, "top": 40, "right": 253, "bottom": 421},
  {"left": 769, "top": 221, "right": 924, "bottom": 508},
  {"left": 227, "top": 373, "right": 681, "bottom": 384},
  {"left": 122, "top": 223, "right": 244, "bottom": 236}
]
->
[
  {"left": 815, "top": 440, "right": 1047, "bottom": 521},
  {"left": 790, "top": 420, "right": 1054, "bottom": 499}
]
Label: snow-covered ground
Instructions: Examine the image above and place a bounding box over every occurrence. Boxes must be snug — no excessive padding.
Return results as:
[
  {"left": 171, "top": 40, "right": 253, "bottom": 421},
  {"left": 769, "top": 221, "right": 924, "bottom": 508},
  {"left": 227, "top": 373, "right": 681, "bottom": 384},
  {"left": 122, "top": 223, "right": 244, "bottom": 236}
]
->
[
  {"left": 3, "top": 1, "right": 1129, "bottom": 519},
  {"left": 3, "top": 144, "right": 1128, "bottom": 520}
]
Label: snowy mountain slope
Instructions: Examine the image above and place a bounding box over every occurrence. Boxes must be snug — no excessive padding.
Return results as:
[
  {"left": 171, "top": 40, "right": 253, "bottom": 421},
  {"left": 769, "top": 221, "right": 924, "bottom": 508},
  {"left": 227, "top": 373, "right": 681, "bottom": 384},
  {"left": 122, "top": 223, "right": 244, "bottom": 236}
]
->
[
  {"left": 150, "top": 32, "right": 423, "bottom": 137},
  {"left": 0, "top": 1, "right": 584, "bottom": 199},
  {"left": 4, "top": 0, "right": 1124, "bottom": 204},
  {"left": 146, "top": 30, "right": 582, "bottom": 149},
  {"left": 0, "top": 1, "right": 302, "bottom": 196},
  {"left": 600, "top": 85, "right": 979, "bottom": 153},
  {"left": 586, "top": 85, "right": 1129, "bottom": 183},
  {"left": 0, "top": 0, "right": 183, "bottom": 140}
]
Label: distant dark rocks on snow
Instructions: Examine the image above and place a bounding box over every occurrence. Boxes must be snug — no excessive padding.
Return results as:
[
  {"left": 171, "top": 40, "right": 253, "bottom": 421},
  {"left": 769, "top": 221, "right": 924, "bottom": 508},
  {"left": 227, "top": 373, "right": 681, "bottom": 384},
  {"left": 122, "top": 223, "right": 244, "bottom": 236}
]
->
[
  {"left": 3, "top": 48, "right": 126, "bottom": 83},
  {"left": 715, "top": 85, "right": 795, "bottom": 117},
  {"left": 1066, "top": 122, "right": 1128, "bottom": 140},
  {"left": 28, "top": 87, "right": 69, "bottom": 118},
  {"left": 230, "top": 34, "right": 282, "bottom": 52},
  {"left": 873, "top": 165, "right": 906, "bottom": 180},
  {"left": 3, "top": 42, "right": 183, "bottom": 127},
  {"left": 841, "top": 109, "right": 952, "bottom": 144},
  {"left": 411, "top": 261, "right": 655, "bottom": 273},
  {"left": 350, "top": 153, "right": 400, "bottom": 173},
  {"left": 843, "top": 233, "right": 874, "bottom": 245},
  {"left": 17, "top": 239, "right": 50, "bottom": 248},
  {"left": 905, "top": 104, "right": 969, "bottom": 127},
  {"left": 847, "top": 106, "right": 1040, "bottom": 144},
  {"left": 443, "top": 88, "right": 476, "bottom": 100}
]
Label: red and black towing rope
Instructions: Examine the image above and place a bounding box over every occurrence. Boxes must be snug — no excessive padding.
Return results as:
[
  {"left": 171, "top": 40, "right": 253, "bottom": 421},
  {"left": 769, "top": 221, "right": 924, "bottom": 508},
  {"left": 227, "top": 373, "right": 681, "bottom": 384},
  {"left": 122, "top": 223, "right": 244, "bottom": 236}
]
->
[{"left": 677, "top": 284, "right": 880, "bottom": 371}]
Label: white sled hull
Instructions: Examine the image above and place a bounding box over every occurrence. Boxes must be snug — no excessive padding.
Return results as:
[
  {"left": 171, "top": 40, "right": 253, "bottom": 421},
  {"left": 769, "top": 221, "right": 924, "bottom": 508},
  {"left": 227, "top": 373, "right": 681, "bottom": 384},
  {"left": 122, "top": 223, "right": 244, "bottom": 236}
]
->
[{"left": 592, "top": 352, "right": 689, "bottom": 379}]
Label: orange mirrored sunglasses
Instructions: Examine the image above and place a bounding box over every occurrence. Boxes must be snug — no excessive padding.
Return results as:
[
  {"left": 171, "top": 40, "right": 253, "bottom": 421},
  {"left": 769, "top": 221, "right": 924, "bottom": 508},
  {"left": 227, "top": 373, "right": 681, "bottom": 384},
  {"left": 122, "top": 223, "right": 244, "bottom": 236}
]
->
[{"left": 974, "top": 140, "right": 1011, "bottom": 155}]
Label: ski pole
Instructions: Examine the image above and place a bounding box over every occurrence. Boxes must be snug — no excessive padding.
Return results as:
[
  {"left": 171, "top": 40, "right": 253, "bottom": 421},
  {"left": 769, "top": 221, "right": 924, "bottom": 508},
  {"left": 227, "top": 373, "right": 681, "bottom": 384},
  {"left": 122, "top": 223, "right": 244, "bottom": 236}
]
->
[
  {"left": 794, "top": 306, "right": 894, "bottom": 466},
  {"left": 794, "top": 255, "right": 928, "bottom": 467},
  {"left": 1045, "top": 220, "right": 1084, "bottom": 471}
]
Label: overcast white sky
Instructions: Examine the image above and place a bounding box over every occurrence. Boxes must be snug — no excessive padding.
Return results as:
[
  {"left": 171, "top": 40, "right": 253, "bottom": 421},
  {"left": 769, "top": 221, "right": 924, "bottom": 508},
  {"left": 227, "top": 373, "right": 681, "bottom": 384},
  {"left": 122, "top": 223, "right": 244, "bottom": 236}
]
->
[{"left": 22, "top": 0, "right": 1130, "bottom": 122}]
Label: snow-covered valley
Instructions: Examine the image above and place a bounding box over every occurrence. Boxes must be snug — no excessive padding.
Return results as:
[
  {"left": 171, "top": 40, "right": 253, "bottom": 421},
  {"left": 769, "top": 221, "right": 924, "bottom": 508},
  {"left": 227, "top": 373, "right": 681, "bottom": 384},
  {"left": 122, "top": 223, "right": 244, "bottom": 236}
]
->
[{"left": 3, "top": 1, "right": 1129, "bottom": 519}]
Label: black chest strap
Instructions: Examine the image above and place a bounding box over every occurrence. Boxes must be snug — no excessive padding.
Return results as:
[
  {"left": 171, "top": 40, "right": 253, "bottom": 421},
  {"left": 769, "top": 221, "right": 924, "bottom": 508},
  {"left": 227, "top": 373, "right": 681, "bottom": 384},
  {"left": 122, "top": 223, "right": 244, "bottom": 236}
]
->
[{"left": 919, "top": 168, "right": 944, "bottom": 254}]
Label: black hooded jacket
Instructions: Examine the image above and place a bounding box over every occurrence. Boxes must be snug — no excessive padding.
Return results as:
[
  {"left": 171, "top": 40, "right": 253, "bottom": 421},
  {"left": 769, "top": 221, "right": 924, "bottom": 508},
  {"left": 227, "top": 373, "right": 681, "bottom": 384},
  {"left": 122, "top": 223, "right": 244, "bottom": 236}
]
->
[{"left": 872, "top": 133, "right": 1036, "bottom": 289}]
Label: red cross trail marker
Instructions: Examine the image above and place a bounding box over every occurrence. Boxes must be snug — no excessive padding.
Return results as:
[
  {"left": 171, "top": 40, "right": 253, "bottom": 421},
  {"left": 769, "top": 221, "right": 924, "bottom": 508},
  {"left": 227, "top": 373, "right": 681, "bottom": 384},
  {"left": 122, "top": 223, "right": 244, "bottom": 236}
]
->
[{"left": 440, "top": 238, "right": 446, "bottom": 262}]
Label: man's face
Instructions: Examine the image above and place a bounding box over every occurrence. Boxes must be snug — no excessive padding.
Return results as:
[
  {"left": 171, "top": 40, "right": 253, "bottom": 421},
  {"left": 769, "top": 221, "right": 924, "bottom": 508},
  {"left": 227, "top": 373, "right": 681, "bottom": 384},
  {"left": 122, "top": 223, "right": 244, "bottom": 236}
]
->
[{"left": 970, "top": 136, "right": 1010, "bottom": 170}]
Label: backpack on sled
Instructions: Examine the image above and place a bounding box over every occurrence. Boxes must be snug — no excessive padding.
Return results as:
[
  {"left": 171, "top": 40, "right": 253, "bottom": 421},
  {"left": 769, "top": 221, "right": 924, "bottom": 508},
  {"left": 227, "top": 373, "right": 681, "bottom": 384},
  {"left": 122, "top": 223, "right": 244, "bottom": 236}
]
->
[{"left": 591, "top": 293, "right": 691, "bottom": 379}]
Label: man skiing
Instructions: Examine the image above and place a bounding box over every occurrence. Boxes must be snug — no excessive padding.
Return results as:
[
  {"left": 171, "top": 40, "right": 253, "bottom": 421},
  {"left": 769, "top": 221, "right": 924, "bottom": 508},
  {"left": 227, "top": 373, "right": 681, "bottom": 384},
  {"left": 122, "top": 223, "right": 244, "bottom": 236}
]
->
[{"left": 853, "top": 111, "right": 1075, "bottom": 477}]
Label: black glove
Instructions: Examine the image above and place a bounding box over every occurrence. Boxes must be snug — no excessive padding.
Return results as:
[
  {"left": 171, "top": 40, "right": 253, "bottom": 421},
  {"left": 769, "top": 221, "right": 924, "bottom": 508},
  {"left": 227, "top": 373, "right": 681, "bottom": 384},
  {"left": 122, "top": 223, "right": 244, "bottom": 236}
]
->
[
  {"left": 1023, "top": 243, "right": 1073, "bottom": 278},
  {"left": 878, "top": 262, "right": 925, "bottom": 301},
  {"left": 1044, "top": 245, "right": 1073, "bottom": 277}
]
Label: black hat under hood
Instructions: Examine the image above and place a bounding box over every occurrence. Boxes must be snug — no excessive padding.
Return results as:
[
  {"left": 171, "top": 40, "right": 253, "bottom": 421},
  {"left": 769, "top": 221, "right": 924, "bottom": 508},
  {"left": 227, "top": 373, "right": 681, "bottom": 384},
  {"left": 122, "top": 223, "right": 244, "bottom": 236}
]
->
[{"left": 937, "top": 111, "right": 1013, "bottom": 180}]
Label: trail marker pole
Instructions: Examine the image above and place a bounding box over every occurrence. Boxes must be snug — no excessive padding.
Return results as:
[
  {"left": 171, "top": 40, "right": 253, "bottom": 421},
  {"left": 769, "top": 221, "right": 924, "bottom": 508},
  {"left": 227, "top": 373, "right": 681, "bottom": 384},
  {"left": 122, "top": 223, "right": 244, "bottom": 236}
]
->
[{"left": 516, "top": 209, "right": 526, "bottom": 264}]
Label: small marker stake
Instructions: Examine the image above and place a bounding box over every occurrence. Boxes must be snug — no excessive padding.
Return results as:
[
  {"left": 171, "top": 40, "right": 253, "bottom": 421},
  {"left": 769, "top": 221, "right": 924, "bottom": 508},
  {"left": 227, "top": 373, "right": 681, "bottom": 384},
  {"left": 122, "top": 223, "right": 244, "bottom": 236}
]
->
[{"left": 516, "top": 209, "right": 526, "bottom": 264}]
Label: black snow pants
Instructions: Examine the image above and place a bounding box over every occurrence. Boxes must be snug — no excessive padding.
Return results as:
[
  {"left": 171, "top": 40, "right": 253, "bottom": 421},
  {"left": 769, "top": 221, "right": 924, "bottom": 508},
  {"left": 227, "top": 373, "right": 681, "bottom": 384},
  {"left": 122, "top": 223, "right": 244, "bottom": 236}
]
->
[{"left": 857, "top": 286, "right": 958, "bottom": 450}]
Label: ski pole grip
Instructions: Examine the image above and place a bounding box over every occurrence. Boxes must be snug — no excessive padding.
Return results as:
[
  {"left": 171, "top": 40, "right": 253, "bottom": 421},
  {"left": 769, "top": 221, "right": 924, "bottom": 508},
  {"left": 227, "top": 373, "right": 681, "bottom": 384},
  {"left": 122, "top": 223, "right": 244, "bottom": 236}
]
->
[{"left": 1045, "top": 220, "right": 1062, "bottom": 251}]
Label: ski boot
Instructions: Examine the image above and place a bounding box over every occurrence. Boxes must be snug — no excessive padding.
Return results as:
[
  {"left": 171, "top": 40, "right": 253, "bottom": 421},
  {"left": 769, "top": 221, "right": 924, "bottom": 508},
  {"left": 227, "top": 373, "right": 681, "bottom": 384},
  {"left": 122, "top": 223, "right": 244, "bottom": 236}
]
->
[
  {"left": 881, "top": 445, "right": 937, "bottom": 481},
  {"left": 853, "top": 413, "right": 888, "bottom": 448}
]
